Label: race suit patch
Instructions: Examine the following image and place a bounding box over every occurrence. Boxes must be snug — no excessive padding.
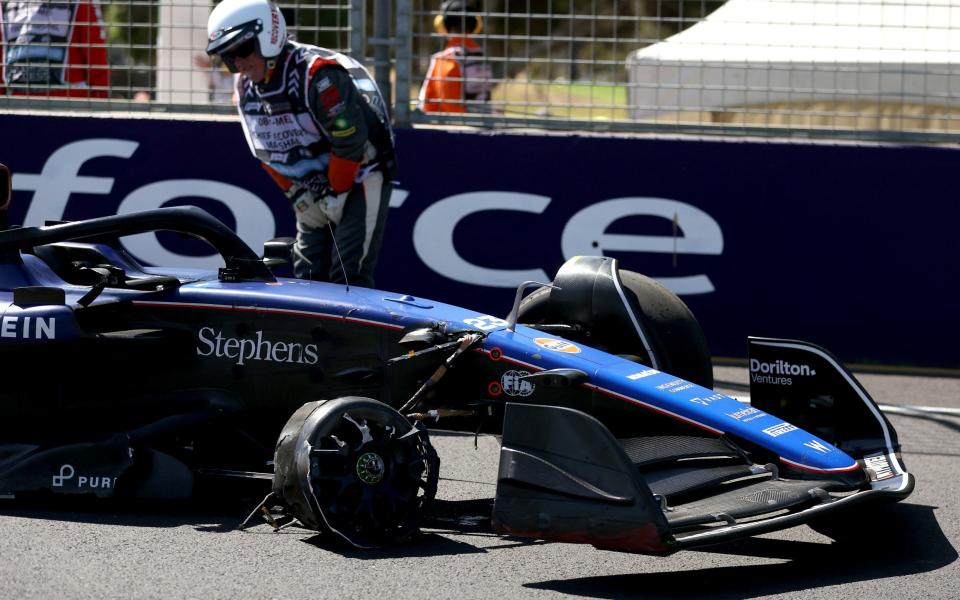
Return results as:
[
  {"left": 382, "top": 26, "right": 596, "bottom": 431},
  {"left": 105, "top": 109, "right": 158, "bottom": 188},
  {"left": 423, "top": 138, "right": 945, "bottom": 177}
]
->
[
  {"left": 332, "top": 117, "right": 356, "bottom": 137},
  {"left": 319, "top": 84, "right": 341, "bottom": 112},
  {"left": 246, "top": 113, "right": 315, "bottom": 152}
]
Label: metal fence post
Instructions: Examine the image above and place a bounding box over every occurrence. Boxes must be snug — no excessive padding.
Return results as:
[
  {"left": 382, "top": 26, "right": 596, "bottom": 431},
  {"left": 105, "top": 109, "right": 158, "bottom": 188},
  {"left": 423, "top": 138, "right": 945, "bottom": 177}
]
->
[
  {"left": 393, "top": 0, "right": 412, "bottom": 126},
  {"left": 349, "top": 0, "right": 366, "bottom": 61},
  {"left": 371, "top": 0, "right": 392, "bottom": 114}
]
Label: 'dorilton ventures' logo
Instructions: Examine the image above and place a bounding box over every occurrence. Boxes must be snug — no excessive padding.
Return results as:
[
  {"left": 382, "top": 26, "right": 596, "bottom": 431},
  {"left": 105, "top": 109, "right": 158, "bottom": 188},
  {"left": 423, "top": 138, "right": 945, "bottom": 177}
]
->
[
  {"left": 196, "top": 327, "right": 319, "bottom": 366},
  {"left": 749, "top": 358, "right": 816, "bottom": 386}
]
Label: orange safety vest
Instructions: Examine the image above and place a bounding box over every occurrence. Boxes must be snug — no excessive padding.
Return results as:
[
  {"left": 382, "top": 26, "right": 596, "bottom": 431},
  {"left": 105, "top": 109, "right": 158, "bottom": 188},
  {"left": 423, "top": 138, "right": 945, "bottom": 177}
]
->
[{"left": 419, "top": 36, "right": 492, "bottom": 113}]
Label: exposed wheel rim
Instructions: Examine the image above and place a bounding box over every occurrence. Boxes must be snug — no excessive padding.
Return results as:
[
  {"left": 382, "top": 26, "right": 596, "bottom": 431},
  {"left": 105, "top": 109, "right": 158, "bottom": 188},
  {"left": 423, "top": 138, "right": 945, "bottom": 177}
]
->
[
  {"left": 356, "top": 452, "right": 386, "bottom": 485},
  {"left": 288, "top": 402, "right": 437, "bottom": 547}
]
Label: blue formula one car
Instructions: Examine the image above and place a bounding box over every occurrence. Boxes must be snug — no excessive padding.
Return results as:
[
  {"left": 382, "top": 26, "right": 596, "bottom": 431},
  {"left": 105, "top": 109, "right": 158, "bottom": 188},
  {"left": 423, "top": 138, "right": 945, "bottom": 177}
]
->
[{"left": 0, "top": 165, "right": 913, "bottom": 551}]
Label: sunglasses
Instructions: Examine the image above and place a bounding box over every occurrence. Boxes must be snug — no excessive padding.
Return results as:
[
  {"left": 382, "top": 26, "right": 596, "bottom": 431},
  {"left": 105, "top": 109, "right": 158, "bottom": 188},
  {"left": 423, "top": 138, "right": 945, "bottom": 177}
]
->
[
  {"left": 223, "top": 37, "right": 257, "bottom": 61},
  {"left": 217, "top": 37, "right": 257, "bottom": 73}
]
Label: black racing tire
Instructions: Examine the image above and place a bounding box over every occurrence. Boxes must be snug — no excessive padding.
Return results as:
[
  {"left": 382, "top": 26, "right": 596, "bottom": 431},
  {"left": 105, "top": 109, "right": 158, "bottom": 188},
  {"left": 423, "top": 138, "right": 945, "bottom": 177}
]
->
[
  {"left": 272, "top": 397, "right": 439, "bottom": 548},
  {"left": 516, "top": 283, "right": 552, "bottom": 319},
  {"left": 518, "top": 268, "right": 713, "bottom": 389}
]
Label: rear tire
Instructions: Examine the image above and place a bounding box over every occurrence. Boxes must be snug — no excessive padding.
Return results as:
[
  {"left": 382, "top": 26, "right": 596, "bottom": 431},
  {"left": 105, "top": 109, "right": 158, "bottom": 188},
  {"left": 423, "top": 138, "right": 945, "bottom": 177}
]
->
[{"left": 518, "top": 268, "right": 713, "bottom": 388}]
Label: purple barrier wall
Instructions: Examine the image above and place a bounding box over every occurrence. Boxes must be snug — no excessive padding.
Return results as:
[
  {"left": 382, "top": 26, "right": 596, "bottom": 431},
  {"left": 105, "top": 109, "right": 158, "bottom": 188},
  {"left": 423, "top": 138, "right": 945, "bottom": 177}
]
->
[{"left": 1, "top": 113, "right": 957, "bottom": 368}]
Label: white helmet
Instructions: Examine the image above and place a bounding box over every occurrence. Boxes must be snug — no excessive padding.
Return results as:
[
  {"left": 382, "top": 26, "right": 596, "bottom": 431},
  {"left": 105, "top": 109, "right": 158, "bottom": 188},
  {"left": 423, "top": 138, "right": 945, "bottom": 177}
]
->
[{"left": 206, "top": 0, "right": 286, "bottom": 67}]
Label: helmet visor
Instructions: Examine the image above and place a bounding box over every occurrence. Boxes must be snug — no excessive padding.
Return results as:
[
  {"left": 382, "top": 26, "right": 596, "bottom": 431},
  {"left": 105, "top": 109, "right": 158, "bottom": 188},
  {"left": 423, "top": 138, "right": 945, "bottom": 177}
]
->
[
  {"left": 206, "top": 18, "right": 262, "bottom": 72},
  {"left": 217, "top": 37, "right": 258, "bottom": 73}
]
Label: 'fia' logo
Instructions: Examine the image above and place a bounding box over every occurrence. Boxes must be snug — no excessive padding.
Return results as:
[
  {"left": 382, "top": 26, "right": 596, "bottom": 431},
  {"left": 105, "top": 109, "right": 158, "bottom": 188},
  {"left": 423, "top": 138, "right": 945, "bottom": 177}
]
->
[{"left": 500, "top": 370, "right": 534, "bottom": 397}]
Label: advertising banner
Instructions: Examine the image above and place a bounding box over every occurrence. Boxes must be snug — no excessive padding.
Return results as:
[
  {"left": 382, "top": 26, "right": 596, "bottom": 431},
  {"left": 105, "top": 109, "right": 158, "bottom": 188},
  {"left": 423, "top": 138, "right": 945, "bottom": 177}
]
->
[{"left": 1, "top": 113, "right": 957, "bottom": 368}]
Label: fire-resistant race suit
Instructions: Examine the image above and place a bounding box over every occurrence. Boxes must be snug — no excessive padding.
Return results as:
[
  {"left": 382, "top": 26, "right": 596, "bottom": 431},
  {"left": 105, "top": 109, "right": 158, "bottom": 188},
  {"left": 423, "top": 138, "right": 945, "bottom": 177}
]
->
[
  {"left": 0, "top": 0, "right": 109, "bottom": 97},
  {"left": 236, "top": 42, "right": 397, "bottom": 287},
  {"left": 418, "top": 36, "right": 493, "bottom": 113}
]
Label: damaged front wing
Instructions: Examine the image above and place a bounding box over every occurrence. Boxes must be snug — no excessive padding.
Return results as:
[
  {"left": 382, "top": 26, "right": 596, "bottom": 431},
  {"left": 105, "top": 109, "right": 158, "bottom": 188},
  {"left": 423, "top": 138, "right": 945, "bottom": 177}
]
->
[{"left": 491, "top": 403, "right": 914, "bottom": 554}]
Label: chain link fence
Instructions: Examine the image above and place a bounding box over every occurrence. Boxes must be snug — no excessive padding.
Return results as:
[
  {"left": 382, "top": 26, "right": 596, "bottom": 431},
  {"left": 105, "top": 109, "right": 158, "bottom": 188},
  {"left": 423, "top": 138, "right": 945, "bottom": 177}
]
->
[
  {"left": 0, "top": 0, "right": 354, "bottom": 112},
  {"left": 407, "top": 0, "right": 723, "bottom": 129},
  {"left": 1, "top": 0, "right": 958, "bottom": 141}
]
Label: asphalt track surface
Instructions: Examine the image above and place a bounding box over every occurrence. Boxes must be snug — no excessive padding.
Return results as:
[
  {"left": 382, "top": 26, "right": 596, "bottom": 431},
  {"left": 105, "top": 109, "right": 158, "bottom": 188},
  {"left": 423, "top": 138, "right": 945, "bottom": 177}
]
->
[{"left": 1, "top": 366, "right": 957, "bottom": 600}]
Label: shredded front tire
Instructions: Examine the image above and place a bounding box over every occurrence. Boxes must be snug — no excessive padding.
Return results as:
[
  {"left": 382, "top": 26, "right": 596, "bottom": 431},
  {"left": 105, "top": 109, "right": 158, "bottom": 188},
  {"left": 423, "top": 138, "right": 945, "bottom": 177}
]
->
[{"left": 272, "top": 397, "right": 439, "bottom": 547}]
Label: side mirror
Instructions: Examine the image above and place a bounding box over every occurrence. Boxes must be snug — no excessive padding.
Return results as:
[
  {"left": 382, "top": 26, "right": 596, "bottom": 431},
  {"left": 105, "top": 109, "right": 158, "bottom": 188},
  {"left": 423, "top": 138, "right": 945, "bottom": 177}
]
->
[{"left": 263, "top": 236, "right": 295, "bottom": 266}]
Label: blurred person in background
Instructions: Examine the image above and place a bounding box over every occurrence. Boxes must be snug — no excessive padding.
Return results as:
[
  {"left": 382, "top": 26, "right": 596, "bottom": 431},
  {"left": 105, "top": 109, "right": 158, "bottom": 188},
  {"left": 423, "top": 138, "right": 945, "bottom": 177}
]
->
[
  {"left": 193, "top": 52, "right": 236, "bottom": 104},
  {"left": 0, "top": 0, "right": 109, "bottom": 97},
  {"left": 205, "top": 0, "right": 397, "bottom": 288},
  {"left": 418, "top": 0, "right": 493, "bottom": 113}
]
